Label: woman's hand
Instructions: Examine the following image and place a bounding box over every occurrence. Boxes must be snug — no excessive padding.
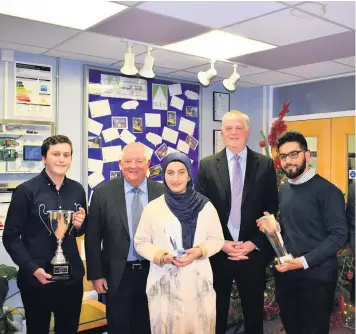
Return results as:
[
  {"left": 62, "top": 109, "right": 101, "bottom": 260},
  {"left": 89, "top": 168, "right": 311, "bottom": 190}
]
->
[
  {"left": 173, "top": 247, "right": 202, "bottom": 267},
  {"left": 161, "top": 253, "right": 175, "bottom": 265}
]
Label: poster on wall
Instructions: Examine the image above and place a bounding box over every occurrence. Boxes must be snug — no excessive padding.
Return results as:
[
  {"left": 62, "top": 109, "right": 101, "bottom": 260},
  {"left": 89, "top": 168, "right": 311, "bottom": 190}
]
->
[
  {"left": 86, "top": 67, "right": 200, "bottom": 199},
  {"left": 213, "top": 129, "right": 225, "bottom": 153},
  {"left": 14, "top": 62, "right": 52, "bottom": 118}
]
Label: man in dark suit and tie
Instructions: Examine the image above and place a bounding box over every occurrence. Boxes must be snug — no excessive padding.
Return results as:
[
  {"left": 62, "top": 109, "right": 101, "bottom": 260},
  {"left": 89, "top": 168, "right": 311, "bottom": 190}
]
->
[
  {"left": 196, "top": 111, "right": 278, "bottom": 334},
  {"left": 85, "top": 142, "right": 164, "bottom": 334}
]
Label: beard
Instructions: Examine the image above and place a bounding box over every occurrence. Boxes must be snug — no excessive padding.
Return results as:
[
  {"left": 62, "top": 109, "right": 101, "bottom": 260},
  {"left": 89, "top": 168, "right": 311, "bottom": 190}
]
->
[{"left": 282, "top": 158, "right": 307, "bottom": 179}]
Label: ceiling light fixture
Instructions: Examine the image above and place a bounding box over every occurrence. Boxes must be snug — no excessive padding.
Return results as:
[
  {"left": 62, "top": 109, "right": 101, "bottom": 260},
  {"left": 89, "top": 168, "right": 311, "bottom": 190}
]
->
[
  {"left": 120, "top": 44, "right": 138, "bottom": 76},
  {"left": 198, "top": 60, "right": 217, "bottom": 86},
  {"left": 223, "top": 64, "right": 240, "bottom": 92},
  {"left": 139, "top": 47, "right": 155, "bottom": 79}
]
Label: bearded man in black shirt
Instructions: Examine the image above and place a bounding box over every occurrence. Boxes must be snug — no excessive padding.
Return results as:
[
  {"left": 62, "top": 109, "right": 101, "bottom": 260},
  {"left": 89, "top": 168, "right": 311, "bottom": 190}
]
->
[
  {"left": 258, "top": 131, "right": 347, "bottom": 334},
  {"left": 3, "top": 135, "right": 87, "bottom": 334}
]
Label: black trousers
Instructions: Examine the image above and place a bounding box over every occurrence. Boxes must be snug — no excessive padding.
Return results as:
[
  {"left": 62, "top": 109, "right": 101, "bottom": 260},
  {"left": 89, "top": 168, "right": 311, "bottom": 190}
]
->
[
  {"left": 107, "top": 261, "right": 150, "bottom": 334},
  {"left": 20, "top": 281, "right": 83, "bottom": 334},
  {"left": 275, "top": 272, "right": 336, "bottom": 334},
  {"left": 212, "top": 252, "right": 268, "bottom": 334}
]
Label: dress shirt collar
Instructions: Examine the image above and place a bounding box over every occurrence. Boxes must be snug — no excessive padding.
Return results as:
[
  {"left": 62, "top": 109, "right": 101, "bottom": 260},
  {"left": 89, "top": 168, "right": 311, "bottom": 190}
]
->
[
  {"left": 226, "top": 146, "right": 247, "bottom": 162},
  {"left": 124, "top": 177, "right": 148, "bottom": 194}
]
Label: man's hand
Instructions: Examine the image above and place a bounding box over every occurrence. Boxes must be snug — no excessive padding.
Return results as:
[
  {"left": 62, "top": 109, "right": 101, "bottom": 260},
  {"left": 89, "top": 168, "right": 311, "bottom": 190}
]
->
[
  {"left": 228, "top": 241, "right": 256, "bottom": 261},
  {"left": 33, "top": 268, "right": 53, "bottom": 284},
  {"left": 73, "top": 207, "right": 86, "bottom": 229},
  {"left": 256, "top": 211, "right": 278, "bottom": 233},
  {"left": 93, "top": 278, "right": 108, "bottom": 294},
  {"left": 275, "top": 258, "right": 303, "bottom": 272},
  {"left": 173, "top": 247, "right": 202, "bottom": 267}
]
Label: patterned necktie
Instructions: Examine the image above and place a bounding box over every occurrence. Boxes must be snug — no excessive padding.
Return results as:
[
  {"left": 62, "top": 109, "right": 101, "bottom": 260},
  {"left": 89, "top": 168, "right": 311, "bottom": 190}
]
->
[
  {"left": 132, "top": 187, "right": 144, "bottom": 260},
  {"left": 230, "top": 155, "right": 243, "bottom": 228}
]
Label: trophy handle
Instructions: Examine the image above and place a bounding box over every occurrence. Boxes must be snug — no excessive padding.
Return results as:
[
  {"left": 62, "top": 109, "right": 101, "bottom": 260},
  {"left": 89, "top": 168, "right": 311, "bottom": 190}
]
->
[
  {"left": 69, "top": 203, "right": 82, "bottom": 235},
  {"left": 38, "top": 204, "right": 52, "bottom": 236}
]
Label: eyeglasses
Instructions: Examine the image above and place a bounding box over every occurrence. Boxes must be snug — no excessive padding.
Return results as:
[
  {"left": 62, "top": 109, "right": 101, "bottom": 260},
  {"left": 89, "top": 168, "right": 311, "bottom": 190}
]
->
[{"left": 278, "top": 150, "right": 305, "bottom": 161}]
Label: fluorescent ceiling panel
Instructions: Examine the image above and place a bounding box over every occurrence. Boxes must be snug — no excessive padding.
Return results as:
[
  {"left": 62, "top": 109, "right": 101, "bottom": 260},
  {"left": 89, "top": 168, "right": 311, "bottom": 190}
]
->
[
  {"left": 164, "top": 31, "right": 276, "bottom": 61},
  {"left": 0, "top": 1, "right": 127, "bottom": 29}
]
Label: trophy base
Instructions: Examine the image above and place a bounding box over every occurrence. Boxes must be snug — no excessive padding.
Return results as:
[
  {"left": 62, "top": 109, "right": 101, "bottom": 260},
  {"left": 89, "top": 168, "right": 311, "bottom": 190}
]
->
[
  {"left": 278, "top": 254, "right": 294, "bottom": 264},
  {"left": 47, "top": 262, "right": 72, "bottom": 281}
]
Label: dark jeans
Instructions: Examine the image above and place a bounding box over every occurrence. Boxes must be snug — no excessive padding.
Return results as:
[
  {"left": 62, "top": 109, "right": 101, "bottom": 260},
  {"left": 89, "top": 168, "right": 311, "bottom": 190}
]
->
[{"left": 20, "top": 281, "right": 83, "bottom": 334}]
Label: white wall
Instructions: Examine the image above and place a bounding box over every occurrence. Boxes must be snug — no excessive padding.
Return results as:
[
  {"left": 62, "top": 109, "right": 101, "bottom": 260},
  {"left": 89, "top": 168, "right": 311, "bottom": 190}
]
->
[{"left": 0, "top": 51, "right": 266, "bottom": 185}]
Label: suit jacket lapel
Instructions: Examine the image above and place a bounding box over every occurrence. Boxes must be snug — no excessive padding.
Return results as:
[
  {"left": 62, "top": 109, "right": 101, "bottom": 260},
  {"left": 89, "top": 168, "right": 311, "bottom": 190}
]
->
[
  {"left": 216, "top": 149, "right": 231, "bottom": 205},
  {"left": 147, "top": 178, "right": 158, "bottom": 202},
  {"left": 242, "top": 147, "right": 259, "bottom": 205},
  {"left": 112, "top": 179, "right": 130, "bottom": 236}
]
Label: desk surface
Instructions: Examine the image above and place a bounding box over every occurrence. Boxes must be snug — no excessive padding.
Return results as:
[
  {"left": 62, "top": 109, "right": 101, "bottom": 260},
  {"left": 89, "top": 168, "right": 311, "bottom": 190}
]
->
[{"left": 50, "top": 299, "right": 107, "bottom": 332}]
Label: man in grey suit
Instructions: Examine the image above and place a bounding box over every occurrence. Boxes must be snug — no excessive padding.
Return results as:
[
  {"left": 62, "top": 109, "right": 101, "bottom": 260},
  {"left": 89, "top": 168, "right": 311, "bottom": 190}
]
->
[{"left": 85, "top": 142, "right": 164, "bottom": 334}]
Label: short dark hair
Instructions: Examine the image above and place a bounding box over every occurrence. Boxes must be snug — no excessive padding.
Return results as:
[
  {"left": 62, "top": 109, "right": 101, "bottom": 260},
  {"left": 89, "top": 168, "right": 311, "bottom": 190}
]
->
[
  {"left": 276, "top": 131, "right": 308, "bottom": 152},
  {"left": 41, "top": 135, "right": 73, "bottom": 157}
]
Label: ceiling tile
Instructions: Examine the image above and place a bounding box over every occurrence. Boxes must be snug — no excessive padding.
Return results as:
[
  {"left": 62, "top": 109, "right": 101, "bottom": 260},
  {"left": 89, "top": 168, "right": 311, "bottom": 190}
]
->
[
  {"left": 241, "top": 71, "right": 304, "bottom": 85},
  {"left": 280, "top": 61, "right": 355, "bottom": 78},
  {"left": 231, "top": 31, "right": 355, "bottom": 71},
  {"left": 333, "top": 56, "right": 355, "bottom": 67},
  {"left": 236, "top": 81, "right": 260, "bottom": 88},
  {"left": 186, "top": 62, "right": 268, "bottom": 77},
  {"left": 224, "top": 8, "right": 347, "bottom": 46},
  {"left": 137, "top": 1, "right": 285, "bottom": 29},
  {"left": 89, "top": 8, "right": 210, "bottom": 45},
  {"left": 135, "top": 49, "right": 209, "bottom": 71},
  {"left": 112, "top": 1, "right": 143, "bottom": 6},
  {"left": 0, "top": 15, "right": 79, "bottom": 48},
  {"left": 296, "top": 1, "right": 355, "bottom": 29},
  {"left": 0, "top": 40, "right": 48, "bottom": 54},
  {"left": 43, "top": 50, "right": 117, "bottom": 65},
  {"left": 54, "top": 32, "right": 146, "bottom": 61}
]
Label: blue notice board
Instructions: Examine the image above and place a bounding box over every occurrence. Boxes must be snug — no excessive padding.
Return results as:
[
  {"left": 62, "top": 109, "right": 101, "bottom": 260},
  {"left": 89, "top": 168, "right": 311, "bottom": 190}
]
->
[{"left": 86, "top": 67, "right": 200, "bottom": 199}]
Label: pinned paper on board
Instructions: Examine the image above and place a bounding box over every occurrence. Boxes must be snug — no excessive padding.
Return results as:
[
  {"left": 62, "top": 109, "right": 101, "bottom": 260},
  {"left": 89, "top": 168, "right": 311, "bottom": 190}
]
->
[
  {"left": 88, "top": 158, "right": 104, "bottom": 173},
  {"left": 102, "top": 145, "right": 122, "bottom": 163},
  {"left": 177, "top": 139, "right": 190, "bottom": 154},
  {"left": 152, "top": 84, "right": 168, "bottom": 110},
  {"left": 178, "top": 117, "right": 195, "bottom": 136},
  {"left": 145, "top": 113, "right": 161, "bottom": 127},
  {"left": 162, "top": 126, "right": 178, "bottom": 144},
  {"left": 88, "top": 118, "right": 103, "bottom": 136},
  {"left": 88, "top": 172, "right": 105, "bottom": 189},
  {"left": 89, "top": 99, "right": 111, "bottom": 118},
  {"left": 185, "top": 135, "right": 199, "bottom": 150},
  {"left": 120, "top": 129, "right": 136, "bottom": 144},
  {"left": 167, "top": 146, "right": 178, "bottom": 155},
  {"left": 146, "top": 132, "right": 162, "bottom": 146},
  {"left": 143, "top": 144, "right": 154, "bottom": 160},
  {"left": 168, "top": 84, "right": 182, "bottom": 96},
  {"left": 185, "top": 90, "right": 199, "bottom": 100},
  {"left": 122, "top": 100, "right": 139, "bottom": 110},
  {"left": 102, "top": 127, "right": 120, "bottom": 143},
  {"left": 170, "top": 95, "right": 184, "bottom": 111}
]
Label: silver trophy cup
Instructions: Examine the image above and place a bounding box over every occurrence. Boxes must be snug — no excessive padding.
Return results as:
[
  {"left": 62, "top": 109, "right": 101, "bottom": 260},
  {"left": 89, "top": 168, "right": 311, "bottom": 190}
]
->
[{"left": 39, "top": 205, "right": 75, "bottom": 281}]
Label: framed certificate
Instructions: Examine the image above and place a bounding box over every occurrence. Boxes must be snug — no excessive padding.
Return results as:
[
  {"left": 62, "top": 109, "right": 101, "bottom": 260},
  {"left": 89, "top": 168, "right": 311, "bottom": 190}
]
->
[
  {"left": 213, "top": 130, "right": 225, "bottom": 154},
  {"left": 213, "top": 92, "right": 230, "bottom": 121}
]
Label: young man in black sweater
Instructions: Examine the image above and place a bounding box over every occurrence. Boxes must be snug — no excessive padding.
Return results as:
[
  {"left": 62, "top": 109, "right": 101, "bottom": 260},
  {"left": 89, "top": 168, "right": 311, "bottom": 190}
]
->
[{"left": 258, "top": 131, "right": 347, "bottom": 334}]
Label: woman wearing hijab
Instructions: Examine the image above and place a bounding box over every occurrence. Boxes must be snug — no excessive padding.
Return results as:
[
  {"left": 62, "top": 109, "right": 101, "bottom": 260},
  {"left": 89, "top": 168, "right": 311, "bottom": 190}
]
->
[{"left": 134, "top": 152, "right": 224, "bottom": 334}]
